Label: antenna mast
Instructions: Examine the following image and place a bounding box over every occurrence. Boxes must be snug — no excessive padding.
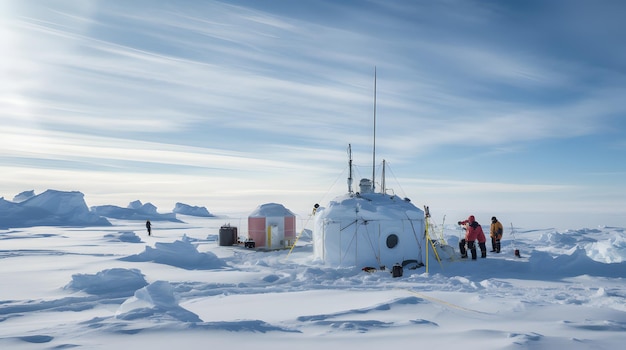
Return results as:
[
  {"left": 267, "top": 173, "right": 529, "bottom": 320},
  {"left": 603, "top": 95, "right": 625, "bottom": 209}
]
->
[
  {"left": 347, "top": 144, "right": 353, "bottom": 194},
  {"left": 381, "top": 159, "right": 386, "bottom": 194},
  {"left": 372, "top": 67, "right": 377, "bottom": 192}
]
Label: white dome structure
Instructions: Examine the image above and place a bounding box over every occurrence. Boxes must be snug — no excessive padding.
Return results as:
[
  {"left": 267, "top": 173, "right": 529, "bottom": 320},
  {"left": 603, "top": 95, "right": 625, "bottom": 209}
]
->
[
  {"left": 312, "top": 76, "right": 433, "bottom": 269},
  {"left": 313, "top": 188, "right": 426, "bottom": 268}
]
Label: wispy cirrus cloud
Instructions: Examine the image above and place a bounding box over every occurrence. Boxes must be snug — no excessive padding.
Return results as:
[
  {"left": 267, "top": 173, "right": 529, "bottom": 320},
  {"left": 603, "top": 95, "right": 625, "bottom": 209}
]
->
[{"left": 1, "top": 0, "right": 625, "bottom": 227}]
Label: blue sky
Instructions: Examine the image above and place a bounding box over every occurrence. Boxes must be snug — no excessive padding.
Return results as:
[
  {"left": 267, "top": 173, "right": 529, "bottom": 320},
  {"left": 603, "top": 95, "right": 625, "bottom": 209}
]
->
[{"left": 1, "top": 0, "right": 625, "bottom": 229}]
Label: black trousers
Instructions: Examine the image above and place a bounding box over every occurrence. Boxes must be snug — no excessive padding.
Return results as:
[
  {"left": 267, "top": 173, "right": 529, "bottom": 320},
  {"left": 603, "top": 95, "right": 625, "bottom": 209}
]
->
[
  {"left": 459, "top": 239, "right": 477, "bottom": 259},
  {"left": 479, "top": 242, "right": 487, "bottom": 258},
  {"left": 460, "top": 239, "right": 486, "bottom": 259},
  {"left": 491, "top": 236, "right": 501, "bottom": 253}
]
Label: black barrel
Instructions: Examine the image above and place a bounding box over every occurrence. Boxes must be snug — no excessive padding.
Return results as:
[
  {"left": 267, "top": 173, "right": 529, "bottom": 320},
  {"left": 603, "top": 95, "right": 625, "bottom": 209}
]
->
[{"left": 219, "top": 225, "right": 238, "bottom": 246}]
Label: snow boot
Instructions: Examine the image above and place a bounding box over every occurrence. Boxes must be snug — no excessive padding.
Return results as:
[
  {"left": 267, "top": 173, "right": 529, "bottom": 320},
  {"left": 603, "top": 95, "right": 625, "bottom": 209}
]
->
[
  {"left": 467, "top": 241, "right": 477, "bottom": 260},
  {"left": 459, "top": 239, "right": 467, "bottom": 258},
  {"left": 479, "top": 242, "right": 487, "bottom": 258},
  {"left": 495, "top": 240, "right": 501, "bottom": 253}
]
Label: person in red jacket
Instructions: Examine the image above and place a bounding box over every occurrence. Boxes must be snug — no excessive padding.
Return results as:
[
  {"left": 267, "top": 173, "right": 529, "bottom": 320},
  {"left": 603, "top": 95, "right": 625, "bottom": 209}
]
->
[{"left": 458, "top": 215, "right": 487, "bottom": 259}]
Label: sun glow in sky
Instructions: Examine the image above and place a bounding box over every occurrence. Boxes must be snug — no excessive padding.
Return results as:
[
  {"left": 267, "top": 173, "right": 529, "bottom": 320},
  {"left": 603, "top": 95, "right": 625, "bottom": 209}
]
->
[{"left": 2, "top": 0, "right": 625, "bottom": 229}]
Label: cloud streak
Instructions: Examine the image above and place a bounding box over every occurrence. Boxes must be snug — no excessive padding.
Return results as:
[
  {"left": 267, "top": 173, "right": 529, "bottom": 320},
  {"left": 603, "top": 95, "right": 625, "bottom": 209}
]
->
[{"left": 1, "top": 0, "right": 625, "bottom": 228}]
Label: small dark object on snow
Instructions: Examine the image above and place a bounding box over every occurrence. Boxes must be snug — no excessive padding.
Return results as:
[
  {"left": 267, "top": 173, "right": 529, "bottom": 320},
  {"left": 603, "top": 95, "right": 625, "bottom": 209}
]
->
[
  {"left": 244, "top": 239, "right": 255, "bottom": 248},
  {"left": 392, "top": 264, "right": 403, "bottom": 278}
]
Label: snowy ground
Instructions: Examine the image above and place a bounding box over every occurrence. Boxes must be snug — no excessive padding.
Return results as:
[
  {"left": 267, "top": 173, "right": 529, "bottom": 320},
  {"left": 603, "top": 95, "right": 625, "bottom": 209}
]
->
[{"left": 1, "top": 216, "right": 625, "bottom": 349}]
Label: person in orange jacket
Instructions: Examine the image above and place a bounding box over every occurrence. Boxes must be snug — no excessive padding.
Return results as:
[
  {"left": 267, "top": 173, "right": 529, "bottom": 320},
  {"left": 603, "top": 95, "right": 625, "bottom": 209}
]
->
[
  {"left": 458, "top": 215, "right": 487, "bottom": 259},
  {"left": 490, "top": 216, "right": 503, "bottom": 253}
]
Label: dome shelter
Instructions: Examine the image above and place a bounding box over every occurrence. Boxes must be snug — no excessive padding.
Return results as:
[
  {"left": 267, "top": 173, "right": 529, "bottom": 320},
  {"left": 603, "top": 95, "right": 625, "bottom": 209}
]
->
[
  {"left": 311, "top": 73, "right": 438, "bottom": 269},
  {"left": 313, "top": 187, "right": 426, "bottom": 269},
  {"left": 247, "top": 203, "right": 296, "bottom": 249}
]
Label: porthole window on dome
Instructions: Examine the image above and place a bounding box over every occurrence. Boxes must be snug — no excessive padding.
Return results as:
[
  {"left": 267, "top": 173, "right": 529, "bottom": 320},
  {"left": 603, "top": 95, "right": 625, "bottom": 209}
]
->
[{"left": 386, "top": 234, "right": 399, "bottom": 249}]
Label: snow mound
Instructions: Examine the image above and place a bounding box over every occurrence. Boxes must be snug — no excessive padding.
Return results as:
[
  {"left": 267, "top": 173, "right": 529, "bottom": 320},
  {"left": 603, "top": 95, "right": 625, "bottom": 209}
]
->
[
  {"left": 527, "top": 247, "right": 626, "bottom": 278},
  {"left": 586, "top": 230, "right": 626, "bottom": 263},
  {"left": 12, "top": 190, "right": 35, "bottom": 203},
  {"left": 120, "top": 235, "right": 228, "bottom": 270},
  {"left": 173, "top": 202, "right": 215, "bottom": 217},
  {"left": 116, "top": 281, "right": 201, "bottom": 323},
  {"left": 104, "top": 231, "right": 143, "bottom": 243},
  {"left": 91, "top": 200, "right": 182, "bottom": 222},
  {"left": 128, "top": 200, "right": 153, "bottom": 212},
  {"left": 65, "top": 268, "right": 148, "bottom": 297},
  {"left": 0, "top": 189, "right": 111, "bottom": 229}
]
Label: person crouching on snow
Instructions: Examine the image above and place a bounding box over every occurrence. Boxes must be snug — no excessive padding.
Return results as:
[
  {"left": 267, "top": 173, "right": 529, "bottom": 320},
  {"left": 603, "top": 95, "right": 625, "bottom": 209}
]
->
[{"left": 458, "top": 215, "right": 487, "bottom": 259}]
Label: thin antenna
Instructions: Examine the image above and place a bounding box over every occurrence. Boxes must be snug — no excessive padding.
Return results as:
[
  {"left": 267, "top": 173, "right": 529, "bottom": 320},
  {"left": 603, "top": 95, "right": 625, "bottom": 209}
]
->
[
  {"left": 347, "top": 144, "right": 353, "bottom": 194},
  {"left": 372, "top": 67, "right": 377, "bottom": 192},
  {"left": 380, "top": 159, "right": 387, "bottom": 193}
]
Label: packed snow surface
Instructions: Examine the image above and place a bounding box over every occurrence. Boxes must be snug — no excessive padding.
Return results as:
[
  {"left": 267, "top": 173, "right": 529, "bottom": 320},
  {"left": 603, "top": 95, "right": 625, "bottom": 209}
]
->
[{"left": 0, "top": 190, "right": 625, "bottom": 349}]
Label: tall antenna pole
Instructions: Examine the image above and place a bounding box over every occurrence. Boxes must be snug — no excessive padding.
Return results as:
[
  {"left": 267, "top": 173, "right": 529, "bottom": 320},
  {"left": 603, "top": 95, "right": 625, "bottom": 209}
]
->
[
  {"left": 347, "top": 144, "right": 353, "bottom": 194},
  {"left": 372, "top": 67, "right": 377, "bottom": 192}
]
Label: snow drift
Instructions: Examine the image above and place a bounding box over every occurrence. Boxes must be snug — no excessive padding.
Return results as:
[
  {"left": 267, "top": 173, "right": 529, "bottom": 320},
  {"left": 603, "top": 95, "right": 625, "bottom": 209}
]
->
[
  {"left": 91, "top": 200, "right": 182, "bottom": 222},
  {"left": 120, "top": 235, "right": 227, "bottom": 270},
  {"left": 173, "top": 202, "right": 214, "bottom": 217},
  {"left": 0, "top": 189, "right": 111, "bottom": 229}
]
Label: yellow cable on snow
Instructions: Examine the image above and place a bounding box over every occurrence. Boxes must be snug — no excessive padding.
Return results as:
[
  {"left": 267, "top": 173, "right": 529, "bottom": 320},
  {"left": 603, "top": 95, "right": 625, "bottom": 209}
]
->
[{"left": 400, "top": 288, "right": 489, "bottom": 315}]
